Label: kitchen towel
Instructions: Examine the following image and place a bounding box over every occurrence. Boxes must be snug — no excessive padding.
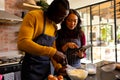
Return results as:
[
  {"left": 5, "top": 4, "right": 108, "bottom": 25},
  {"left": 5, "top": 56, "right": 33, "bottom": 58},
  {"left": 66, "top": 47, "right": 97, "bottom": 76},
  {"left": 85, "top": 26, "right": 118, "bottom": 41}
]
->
[
  {"left": 14, "top": 71, "right": 21, "bottom": 80},
  {"left": 0, "top": 74, "right": 3, "bottom": 80},
  {"left": 3, "top": 72, "right": 14, "bottom": 80}
]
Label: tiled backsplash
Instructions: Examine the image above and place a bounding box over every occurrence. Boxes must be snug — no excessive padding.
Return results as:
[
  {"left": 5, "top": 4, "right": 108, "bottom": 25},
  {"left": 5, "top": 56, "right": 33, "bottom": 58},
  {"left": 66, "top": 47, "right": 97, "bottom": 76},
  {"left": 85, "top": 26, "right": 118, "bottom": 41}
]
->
[
  {"left": 0, "top": 23, "right": 21, "bottom": 57},
  {"left": 0, "top": 0, "right": 25, "bottom": 57}
]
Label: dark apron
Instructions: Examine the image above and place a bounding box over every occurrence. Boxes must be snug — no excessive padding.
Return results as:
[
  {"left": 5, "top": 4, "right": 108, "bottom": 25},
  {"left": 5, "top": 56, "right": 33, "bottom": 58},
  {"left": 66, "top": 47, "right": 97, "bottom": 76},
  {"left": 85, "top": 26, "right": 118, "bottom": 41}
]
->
[
  {"left": 64, "top": 37, "right": 81, "bottom": 68},
  {"left": 21, "top": 14, "right": 56, "bottom": 80}
]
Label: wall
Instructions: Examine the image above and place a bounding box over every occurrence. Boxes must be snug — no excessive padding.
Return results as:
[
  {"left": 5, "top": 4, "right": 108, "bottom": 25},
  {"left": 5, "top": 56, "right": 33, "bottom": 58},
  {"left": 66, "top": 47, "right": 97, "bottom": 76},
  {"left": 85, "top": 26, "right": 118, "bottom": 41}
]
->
[
  {"left": 69, "top": 0, "right": 107, "bottom": 9},
  {"left": 0, "top": 0, "right": 24, "bottom": 57},
  {"left": 0, "top": 0, "right": 5, "bottom": 10},
  {"left": 45, "top": 0, "right": 108, "bottom": 9},
  {"left": 0, "top": 23, "right": 21, "bottom": 57},
  {"left": 5, "top": 0, "right": 24, "bottom": 17}
]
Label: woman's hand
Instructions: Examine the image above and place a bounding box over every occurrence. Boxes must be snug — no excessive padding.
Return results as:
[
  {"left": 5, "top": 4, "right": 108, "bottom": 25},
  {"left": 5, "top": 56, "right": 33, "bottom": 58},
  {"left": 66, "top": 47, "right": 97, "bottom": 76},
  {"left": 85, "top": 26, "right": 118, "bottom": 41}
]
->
[
  {"left": 67, "top": 42, "right": 79, "bottom": 49},
  {"left": 62, "top": 42, "right": 79, "bottom": 52},
  {"left": 76, "top": 50, "right": 85, "bottom": 58}
]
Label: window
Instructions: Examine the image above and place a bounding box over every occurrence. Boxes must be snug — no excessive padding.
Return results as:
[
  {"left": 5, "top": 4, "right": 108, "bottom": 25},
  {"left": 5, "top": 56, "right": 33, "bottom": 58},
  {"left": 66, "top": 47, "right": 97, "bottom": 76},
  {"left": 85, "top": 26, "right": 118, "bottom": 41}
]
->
[{"left": 77, "top": 0, "right": 120, "bottom": 63}]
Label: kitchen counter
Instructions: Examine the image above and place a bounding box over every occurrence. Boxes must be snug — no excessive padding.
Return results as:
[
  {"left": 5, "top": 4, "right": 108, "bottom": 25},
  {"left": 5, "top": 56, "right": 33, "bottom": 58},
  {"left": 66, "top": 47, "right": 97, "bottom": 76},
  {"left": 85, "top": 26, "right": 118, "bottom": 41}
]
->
[
  {"left": 1, "top": 60, "right": 119, "bottom": 80},
  {"left": 86, "top": 61, "right": 120, "bottom": 80},
  {"left": 51, "top": 61, "right": 120, "bottom": 80}
]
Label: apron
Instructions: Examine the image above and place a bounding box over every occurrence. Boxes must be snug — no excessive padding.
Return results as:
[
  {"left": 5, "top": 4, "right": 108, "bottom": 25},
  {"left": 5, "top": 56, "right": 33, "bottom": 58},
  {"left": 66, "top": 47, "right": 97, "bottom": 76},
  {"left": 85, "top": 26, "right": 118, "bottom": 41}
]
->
[
  {"left": 64, "top": 37, "right": 81, "bottom": 68},
  {"left": 21, "top": 14, "right": 56, "bottom": 80}
]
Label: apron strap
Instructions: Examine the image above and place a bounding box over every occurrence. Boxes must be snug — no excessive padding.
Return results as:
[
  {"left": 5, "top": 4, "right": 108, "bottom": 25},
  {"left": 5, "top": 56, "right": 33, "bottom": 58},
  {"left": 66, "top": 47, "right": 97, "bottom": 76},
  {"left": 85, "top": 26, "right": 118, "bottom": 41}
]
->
[{"left": 42, "top": 12, "right": 46, "bottom": 34}]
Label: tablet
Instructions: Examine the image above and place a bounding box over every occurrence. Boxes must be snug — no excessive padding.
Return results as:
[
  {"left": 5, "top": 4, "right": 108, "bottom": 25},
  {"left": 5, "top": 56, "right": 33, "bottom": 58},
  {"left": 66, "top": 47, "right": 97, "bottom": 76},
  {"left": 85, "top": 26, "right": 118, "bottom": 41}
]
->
[{"left": 70, "top": 44, "right": 93, "bottom": 54}]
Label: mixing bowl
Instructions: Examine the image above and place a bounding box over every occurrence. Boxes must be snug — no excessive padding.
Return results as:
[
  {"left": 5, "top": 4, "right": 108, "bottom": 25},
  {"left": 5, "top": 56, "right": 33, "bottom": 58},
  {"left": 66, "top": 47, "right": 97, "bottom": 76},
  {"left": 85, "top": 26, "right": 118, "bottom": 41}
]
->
[
  {"left": 66, "top": 68, "right": 88, "bottom": 80},
  {"left": 101, "top": 62, "right": 116, "bottom": 72}
]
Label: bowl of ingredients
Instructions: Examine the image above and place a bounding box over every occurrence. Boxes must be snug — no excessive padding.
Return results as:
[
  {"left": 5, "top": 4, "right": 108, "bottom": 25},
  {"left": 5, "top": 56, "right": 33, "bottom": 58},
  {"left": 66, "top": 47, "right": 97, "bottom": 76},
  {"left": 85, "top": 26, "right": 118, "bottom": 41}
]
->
[{"left": 66, "top": 68, "right": 88, "bottom": 80}]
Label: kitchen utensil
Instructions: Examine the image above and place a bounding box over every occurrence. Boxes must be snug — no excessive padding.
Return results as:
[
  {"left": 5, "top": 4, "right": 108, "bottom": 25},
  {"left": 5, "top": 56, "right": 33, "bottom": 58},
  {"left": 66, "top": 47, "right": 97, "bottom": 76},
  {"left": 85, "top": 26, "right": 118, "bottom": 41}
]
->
[
  {"left": 62, "top": 57, "right": 68, "bottom": 66},
  {"left": 86, "top": 63, "right": 96, "bottom": 75},
  {"left": 101, "top": 62, "right": 116, "bottom": 72}
]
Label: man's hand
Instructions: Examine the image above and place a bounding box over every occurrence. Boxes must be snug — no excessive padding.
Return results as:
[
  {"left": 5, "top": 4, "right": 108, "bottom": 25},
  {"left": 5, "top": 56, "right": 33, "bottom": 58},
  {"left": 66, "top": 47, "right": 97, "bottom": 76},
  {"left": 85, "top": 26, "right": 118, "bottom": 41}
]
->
[
  {"left": 57, "top": 66, "right": 67, "bottom": 76},
  {"left": 53, "top": 51, "right": 67, "bottom": 65}
]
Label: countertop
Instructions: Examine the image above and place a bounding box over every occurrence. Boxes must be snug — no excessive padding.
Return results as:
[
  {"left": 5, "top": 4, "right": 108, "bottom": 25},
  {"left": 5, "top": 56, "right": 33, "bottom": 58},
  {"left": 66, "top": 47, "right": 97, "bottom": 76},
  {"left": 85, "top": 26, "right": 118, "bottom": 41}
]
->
[{"left": 86, "top": 61, "right": 120, "bottom": 80}]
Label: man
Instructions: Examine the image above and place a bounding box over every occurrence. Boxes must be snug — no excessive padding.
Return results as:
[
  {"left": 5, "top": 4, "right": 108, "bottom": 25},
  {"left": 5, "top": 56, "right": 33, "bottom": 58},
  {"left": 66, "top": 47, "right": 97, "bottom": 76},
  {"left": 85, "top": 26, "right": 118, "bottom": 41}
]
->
[{"left": 17, "top": 0, "right": 70, "bottom": 80}]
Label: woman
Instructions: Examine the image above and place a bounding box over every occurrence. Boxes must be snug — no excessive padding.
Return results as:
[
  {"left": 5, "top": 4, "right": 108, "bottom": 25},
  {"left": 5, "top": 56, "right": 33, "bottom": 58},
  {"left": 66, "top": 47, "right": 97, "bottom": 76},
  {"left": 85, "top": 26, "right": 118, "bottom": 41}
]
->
[
  {"left": 56, "top": 9, "right": 86, "bottom": 69},
  {"left": 17, "top": 0, "right": 70, "bottom": 80}
]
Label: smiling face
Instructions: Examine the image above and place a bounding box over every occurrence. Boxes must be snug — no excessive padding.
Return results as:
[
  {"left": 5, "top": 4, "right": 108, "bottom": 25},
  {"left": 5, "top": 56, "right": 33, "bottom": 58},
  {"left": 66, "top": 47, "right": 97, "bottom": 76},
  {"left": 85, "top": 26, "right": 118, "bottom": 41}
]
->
[{"left": 66, "top": 13, "right": 78, "bottom": 30}]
